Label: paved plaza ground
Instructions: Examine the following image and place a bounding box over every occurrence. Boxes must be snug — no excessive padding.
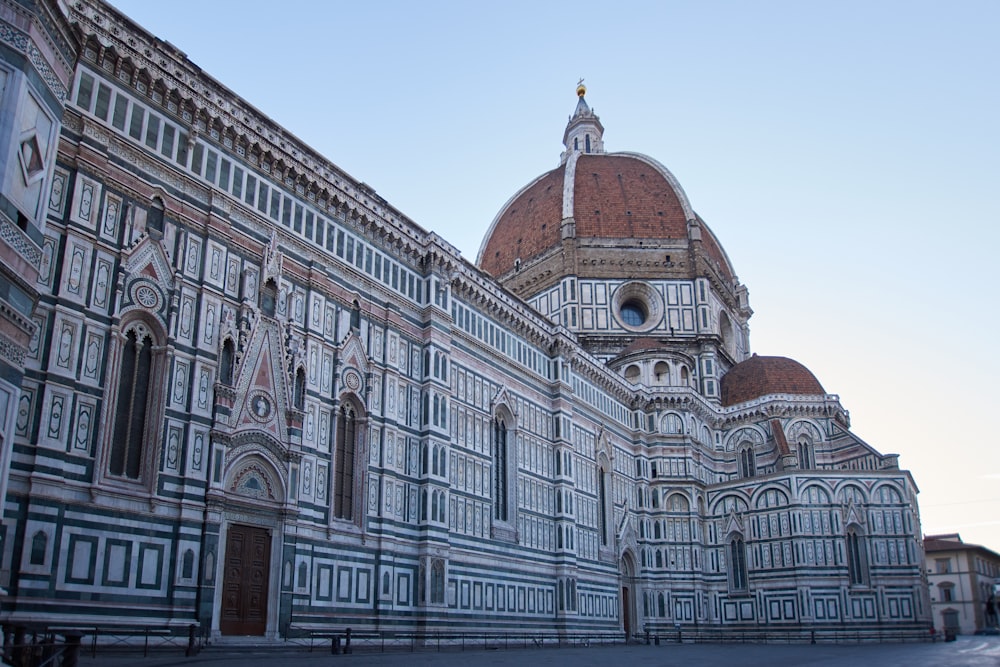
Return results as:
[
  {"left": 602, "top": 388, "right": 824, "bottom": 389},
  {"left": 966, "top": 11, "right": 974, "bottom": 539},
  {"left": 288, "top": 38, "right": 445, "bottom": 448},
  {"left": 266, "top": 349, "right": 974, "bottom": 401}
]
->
[{"left": 76, "top": 634, "right": 1000, "bottom": 667}]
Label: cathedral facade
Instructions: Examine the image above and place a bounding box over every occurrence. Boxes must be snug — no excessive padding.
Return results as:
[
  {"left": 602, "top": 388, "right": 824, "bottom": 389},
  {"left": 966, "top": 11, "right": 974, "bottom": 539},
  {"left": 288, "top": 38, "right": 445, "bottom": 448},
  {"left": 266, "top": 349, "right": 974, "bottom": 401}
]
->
[{"left": 0, "top": 0, "right": 930, "bottom": 641}]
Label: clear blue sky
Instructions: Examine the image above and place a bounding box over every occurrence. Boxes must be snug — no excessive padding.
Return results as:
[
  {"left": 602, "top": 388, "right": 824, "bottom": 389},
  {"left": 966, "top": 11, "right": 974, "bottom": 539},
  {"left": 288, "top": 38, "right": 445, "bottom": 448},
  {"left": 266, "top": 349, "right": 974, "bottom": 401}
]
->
[{"left": 111, "top": 1, "right": 1000, "bottom": 550}]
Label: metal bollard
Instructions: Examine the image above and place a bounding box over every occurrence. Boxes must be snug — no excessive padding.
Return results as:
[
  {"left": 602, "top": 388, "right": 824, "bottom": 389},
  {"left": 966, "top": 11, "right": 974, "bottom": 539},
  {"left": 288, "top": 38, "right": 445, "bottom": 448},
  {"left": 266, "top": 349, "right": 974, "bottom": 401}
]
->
[
  {"left": 331, "top": 636, "right": 341, "bottom": 654},
  {"left": 186, "top": 624, "right": 198, "bottom": 657},
  {"left": 344, "top": 627, "right": 352, "bottom": 654}
]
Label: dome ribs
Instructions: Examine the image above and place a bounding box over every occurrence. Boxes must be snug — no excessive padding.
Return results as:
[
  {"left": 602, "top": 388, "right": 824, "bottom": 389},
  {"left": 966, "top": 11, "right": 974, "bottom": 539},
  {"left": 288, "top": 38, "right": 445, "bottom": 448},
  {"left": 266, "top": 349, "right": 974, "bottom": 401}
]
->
[{"left": 720, "top": 355, "right": 826, "bottom": 407}]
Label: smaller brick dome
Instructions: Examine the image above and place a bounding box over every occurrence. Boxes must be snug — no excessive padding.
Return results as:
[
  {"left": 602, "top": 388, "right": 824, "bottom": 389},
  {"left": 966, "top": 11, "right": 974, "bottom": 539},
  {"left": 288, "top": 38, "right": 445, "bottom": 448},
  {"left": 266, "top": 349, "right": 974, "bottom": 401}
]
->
[{"left": 720, "top": 354, "right": 825, "bottom": 406}]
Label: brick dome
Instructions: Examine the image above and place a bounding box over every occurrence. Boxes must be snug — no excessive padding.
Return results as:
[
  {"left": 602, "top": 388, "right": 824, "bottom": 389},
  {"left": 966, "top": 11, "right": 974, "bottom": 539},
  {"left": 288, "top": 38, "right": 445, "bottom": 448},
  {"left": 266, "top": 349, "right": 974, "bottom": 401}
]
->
[
  {"left": 479, "top": 153, "right": 703, "bottom": 275},
  {"left": 720, "top": 354, "right": 826, "bottom": 407},
  {"left": 475, "top": 91, "right": 736, "bottom": 288}
]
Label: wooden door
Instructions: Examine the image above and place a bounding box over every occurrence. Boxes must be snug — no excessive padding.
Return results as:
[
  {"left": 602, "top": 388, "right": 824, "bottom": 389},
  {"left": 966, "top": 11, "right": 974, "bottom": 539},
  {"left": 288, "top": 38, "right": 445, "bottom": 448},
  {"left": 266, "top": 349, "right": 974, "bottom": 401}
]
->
[{"left": 220, "top": 524, "right": 271, "bottom": 635}]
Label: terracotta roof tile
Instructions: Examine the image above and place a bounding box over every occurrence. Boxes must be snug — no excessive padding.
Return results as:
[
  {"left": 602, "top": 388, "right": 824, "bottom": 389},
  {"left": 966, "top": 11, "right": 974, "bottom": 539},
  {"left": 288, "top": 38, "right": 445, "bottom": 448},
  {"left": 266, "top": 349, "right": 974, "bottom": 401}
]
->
[{"left": 720, "top": 354, "right": 825, "bottom": 407}]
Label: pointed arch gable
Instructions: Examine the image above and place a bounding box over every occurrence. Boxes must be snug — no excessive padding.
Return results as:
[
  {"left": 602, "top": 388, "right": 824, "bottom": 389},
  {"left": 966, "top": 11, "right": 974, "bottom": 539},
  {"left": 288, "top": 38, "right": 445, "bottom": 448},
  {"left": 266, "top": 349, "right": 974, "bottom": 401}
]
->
[
  {"left": 339, "top": 330, "right": 370, "bottom": 376},
  {"left": 230, "top": 321, "right": 293, "bottom": 441}
]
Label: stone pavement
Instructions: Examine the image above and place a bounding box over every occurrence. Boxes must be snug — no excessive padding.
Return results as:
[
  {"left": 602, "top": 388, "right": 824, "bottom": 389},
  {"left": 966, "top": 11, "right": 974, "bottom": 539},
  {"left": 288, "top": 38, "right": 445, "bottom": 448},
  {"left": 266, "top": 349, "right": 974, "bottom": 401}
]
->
[{"left": 76, "top": 634, "right": 1000, "bottom": 667}]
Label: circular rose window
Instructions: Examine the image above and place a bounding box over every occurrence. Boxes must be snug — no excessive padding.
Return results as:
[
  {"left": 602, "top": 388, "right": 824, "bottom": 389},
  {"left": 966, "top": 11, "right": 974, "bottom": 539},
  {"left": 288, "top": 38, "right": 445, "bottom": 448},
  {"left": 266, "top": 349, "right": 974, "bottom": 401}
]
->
[{"left": 613, "top": 282, "right": 663, "bottom": 332}]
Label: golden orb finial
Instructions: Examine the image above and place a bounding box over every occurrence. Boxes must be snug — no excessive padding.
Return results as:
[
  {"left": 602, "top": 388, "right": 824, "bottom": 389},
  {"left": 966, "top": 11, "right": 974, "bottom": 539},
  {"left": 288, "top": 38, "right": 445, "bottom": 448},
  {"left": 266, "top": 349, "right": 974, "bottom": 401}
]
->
[{"left": 576, "top": 78, "right": 586, "bottom": 97}]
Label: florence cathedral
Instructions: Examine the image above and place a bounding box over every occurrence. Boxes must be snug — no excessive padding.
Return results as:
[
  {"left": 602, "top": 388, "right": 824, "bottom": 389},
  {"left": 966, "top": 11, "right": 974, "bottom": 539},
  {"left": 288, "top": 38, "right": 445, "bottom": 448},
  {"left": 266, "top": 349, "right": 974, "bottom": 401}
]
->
[{"left": 0, "top": 0, "right": 930, "bottom": 641}]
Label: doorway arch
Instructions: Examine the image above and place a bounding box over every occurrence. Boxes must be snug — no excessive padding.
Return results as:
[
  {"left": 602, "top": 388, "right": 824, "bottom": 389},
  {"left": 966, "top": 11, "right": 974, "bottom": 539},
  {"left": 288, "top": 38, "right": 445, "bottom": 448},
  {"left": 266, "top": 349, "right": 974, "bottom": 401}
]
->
[
  {"left": 620, "top": 550, "right": 639, "bottom": 640},
  {"left": 215, "top": 449, "right": 287, "bottom": 638}
]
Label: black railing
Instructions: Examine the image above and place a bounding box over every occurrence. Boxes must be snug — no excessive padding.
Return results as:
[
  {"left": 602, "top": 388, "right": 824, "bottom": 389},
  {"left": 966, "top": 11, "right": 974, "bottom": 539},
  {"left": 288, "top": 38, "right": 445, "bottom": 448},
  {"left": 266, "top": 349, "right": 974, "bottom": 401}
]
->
[
  {"left": 2, "top": 626, "right": 81, "bottom": 667},
  {"left": 635, "top": 626, "right": 934, "bottom": 645},
  {"left": 284, "top": 628, "right": 627, "bottom": 654},
  {"left": 2, "top": 623, "right": 201, "bottom": 664}
]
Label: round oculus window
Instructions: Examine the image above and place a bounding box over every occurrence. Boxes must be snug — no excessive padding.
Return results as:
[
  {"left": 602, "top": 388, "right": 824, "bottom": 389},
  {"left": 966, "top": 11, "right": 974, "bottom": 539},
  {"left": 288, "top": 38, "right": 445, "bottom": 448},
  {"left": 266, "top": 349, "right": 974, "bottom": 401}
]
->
[
  {"left": 620, "top": 300, "right": 647, "bottom": 327},
  {"left": 612, "top": 281, "right": 663, "bottom": 332}
]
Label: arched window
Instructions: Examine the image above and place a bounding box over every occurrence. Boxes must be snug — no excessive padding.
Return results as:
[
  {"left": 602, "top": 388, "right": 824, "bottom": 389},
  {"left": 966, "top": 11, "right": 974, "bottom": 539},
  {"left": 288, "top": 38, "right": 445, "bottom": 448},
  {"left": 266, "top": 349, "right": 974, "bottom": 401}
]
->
[
  {"left": 598, "top": 462, "right": 611, "bottom": 547},
  {"left": 334, "top": 403, "right": 359, "bottom": 520},
  {"left": 663, "top": 413, "right": 684, "bottom": 435},
  {"left": 846, "top": 526, "right": 868, "bottom": 586},
  {"left": 729, "top": 535, "right": 748, "bottom": 592},
  {"left": 625, "top": 364, "right": 640, "bottom": 383},
  {"left": 261, "top": 279, "right": 277, "bottom": 317},
  {"left": 350, "top": 300, "right": 360, "bottom": 330},
  {"left": 30, "top": 531, "right": 47, "bottom": 566},
  {"left": 738, "top": 444, "right": 756, "bottom": 479},
  {"left": 653, "top": 361, "right": 670, "bottom": 385},
  {"left": 147, "top": 196, "right": 164, "bottom": 237},
  {"left": 430, "top": 559, "right": 445, "bottom": 604},
  {"left": 294, "top": 367, "right": 306, "bottom": 410},
  {"left": 182, "top": 549, "right": 195, "bottom": 579},
  {"left": 110, "top": 326, "right": 156, "bottom": 479},
  {"left": 220, "top": 338, "right": 235, "bottom": 385},
  {"left": 493, "top": 415, "right": 509, "bottom": 522},
  {"left": 797, "top": 436, "right": 815, "bottom": 469}
]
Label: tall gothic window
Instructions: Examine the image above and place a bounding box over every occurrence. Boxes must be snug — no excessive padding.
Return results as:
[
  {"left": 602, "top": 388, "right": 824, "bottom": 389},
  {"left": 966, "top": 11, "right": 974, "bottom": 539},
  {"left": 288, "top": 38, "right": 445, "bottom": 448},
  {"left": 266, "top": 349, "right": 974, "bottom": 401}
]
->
[
  {"left": 797, "top": 437, "right": 815, "bottom": 469},
  {"left": 147, "top": 197, "right": 165, "bottom": 237},
  {"left": 110, "top": 327, "right": 154, "bottom": 479},
  {"left": 334, "top": 403, "right": 358, "bottom": 520},
  {"left": 598, "top": 463, "right": 611, "bottom": 547},
  {"left": 738, "top": 444, "right": 756, "bottom": 479},
  {"left": 430, "top": 559, "right": 445, "bottom": 604},
  {"left": 729, "top": 535, "right": 748, "bottom": 592},
  {"left": 294, "top": 368, "right": 306, "bottom": 410},
  {"left": 846, "top": 526, "right": 868, "bottom": 586},
  {"left": 493, "top": 416, "right": 508, "bottom": 522}
]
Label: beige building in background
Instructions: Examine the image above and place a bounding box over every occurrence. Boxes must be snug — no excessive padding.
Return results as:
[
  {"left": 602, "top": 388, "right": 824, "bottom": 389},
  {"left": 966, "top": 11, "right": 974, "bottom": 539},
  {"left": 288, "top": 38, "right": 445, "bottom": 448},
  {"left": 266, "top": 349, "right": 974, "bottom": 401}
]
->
[{"left": 924, "top": 534, "right": 1000, "bottom": 635}]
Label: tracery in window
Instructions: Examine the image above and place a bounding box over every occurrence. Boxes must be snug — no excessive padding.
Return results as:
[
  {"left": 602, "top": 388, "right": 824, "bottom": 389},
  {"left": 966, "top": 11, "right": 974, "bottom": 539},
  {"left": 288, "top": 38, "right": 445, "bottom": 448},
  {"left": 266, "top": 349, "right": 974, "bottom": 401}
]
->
[
  {"left": 430, "top": 558, "right": 445, "bottom": 604},
  {"left": 846, "top": 526, "right": 869, "bottom": 586},
  {"left": 598, "top": 459, "right": 612, "bottom": 547},
  {"left": 729, "top": 535, "right": 748, "bottom": 592},
  {"left": 334, "top": 401, "right": 362, "bottom": 521},
  {"left": 797, "top": 436, "right": 815, "bottom": 469},
  {"left": 110, "top": 324, "right": 160, "bottom": 480},
  {"left": 493, "top": 413, "right": 511, "bottom": 522},
  {"left": 738, "top": 444, "right": 756, "bottom": 479}
]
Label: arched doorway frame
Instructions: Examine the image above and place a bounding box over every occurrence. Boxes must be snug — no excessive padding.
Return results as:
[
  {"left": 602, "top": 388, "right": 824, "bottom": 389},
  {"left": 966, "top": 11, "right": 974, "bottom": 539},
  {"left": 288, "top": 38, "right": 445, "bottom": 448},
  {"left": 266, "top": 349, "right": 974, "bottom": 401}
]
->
[
  {"left": 620, "top": 549, "right": 640, "bottom": 639},
  {"left": 212, "top": 445, "right": 289, "bottom": 640}
]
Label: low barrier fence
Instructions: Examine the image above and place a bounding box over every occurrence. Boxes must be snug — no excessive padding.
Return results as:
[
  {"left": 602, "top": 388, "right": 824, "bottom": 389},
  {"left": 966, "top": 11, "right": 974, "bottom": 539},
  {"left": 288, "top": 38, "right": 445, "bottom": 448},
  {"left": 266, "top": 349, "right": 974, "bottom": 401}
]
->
[
  {"left": 1, "top": 623, "right": 203, "bottom": 665},
  {"left": 284, "top": 628, "right": 626, "bottom": 654}
]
